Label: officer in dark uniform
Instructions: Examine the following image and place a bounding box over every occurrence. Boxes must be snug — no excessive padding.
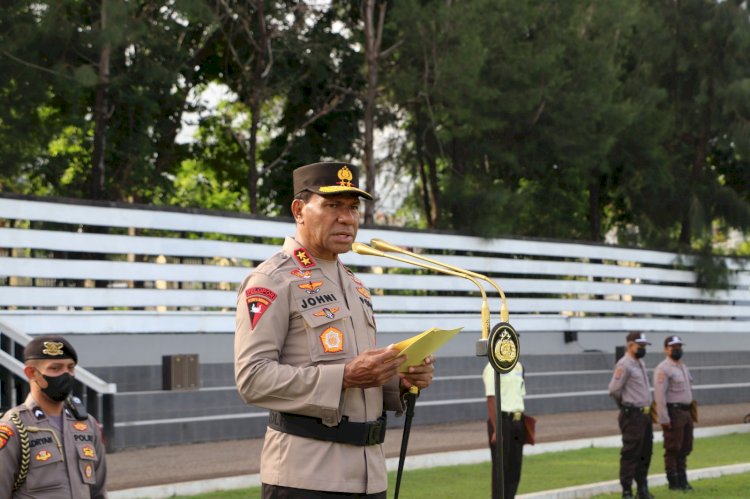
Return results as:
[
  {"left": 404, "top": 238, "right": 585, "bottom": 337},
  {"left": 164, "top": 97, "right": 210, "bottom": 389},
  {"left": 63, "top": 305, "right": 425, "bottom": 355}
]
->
[
  {"left": 654, "top": 335, "right": 694, "bottom": 492},
  {"left": 0, "top": 335, "right": 108, "bottom": 498},
  {"left": 608, "top": 332, "right": 654, "bottom": 499}
]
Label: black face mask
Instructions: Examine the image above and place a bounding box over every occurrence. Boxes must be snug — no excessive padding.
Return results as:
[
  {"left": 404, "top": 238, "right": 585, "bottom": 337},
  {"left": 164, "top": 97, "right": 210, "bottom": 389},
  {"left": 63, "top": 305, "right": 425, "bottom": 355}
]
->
[
  {"left": 670, "top": 349, "right": 683, "bottom": 361},
  {"left": 635, "top": 347, "right": 646, "bottom": 359},
  {"left": 40, "top": 372, "right": 74, "bottom": 402}
]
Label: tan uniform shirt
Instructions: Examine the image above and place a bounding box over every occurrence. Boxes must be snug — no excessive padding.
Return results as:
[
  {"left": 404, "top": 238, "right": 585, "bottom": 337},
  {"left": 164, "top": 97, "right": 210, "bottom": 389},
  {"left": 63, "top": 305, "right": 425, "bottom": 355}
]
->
[
  {"left": 235, "top": 237, "right": 403, "bottom": 494},
  {"left": 0, "top": 395, "right": 107, "bottom": 499},
  {"left": 653, "top": 358, "right": 693, "bottom": 425},
  {"left": 608, "top": 354, "right": 652, "bottom": 408},
  {"left": 482, "top": 362, "right": 525, "bottom": 413}
]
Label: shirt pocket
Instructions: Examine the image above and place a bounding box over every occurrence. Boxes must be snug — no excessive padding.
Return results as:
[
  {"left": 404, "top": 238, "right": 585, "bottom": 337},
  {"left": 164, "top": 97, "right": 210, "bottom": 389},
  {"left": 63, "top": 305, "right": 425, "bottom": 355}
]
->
[
  {"left": 76, "top": 443, "right": 98, "bottom": 485},
  {"left": 27, "top": 443, "right": 64, "bottom": 492},
  {"left": 299, "top": 305, "right": 355, "bottom": 363}
]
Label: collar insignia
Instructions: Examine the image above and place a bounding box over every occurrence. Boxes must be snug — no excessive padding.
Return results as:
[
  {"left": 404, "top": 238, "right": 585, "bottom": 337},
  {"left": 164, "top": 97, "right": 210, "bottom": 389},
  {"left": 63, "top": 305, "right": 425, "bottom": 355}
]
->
[
  {"left": 298, "top": 281, "right": 323, "bottom": 294},
  {"left": 291, "top": 269, "right": 312, "bottom": 279},
  {"left": 294, "top": 248, "right": 315, "bottom": 268},
  {"left": 33, "top": 407, "right": 45, "bottom": 419}
]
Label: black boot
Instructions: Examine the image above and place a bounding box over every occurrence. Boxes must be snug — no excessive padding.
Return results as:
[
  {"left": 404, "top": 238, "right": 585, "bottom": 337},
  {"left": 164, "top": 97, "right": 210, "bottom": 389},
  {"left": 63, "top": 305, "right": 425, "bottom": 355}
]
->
[
  {"left": 622, "top": 488, "right": 634, "bottom": 498},
  {"left": 636, "top": 481, "right": 654, "bottom": 499},
  {"left": 679, "top": 471, "right": 693, "bottom": 491},
  {"left": 667, "top": 473, "right": 682, "bottom": 491}
]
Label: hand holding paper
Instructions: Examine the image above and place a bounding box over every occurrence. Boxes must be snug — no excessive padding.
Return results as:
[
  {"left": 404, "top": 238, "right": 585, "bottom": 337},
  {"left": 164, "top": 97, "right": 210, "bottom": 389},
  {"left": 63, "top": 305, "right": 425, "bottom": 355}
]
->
[{"left": 393, "top": 327, "right": 463, "bottom": 373}]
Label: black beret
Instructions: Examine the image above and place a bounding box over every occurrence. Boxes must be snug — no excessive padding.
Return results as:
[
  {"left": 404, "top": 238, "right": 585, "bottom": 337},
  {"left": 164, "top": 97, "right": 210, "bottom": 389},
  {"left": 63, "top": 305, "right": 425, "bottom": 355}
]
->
[
  {"left": 24, "top": 335, "right": 78, "bottom": 364},
  {"left": 293, "top": 162, "right": 373, "bottom": 200}
]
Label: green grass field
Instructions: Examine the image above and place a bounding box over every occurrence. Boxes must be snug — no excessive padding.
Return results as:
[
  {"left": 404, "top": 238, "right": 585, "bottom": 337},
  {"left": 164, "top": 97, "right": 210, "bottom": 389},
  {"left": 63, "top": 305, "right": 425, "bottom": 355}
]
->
[{"left": 173, "top": 432, "right": 750, "bottom": 499}]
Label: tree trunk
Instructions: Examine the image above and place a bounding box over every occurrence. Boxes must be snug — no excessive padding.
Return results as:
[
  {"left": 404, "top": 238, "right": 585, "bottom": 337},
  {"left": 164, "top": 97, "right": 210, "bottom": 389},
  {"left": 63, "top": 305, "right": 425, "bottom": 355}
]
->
[{"left": 91, "top": 0, "right": 111, "bottom": 200}]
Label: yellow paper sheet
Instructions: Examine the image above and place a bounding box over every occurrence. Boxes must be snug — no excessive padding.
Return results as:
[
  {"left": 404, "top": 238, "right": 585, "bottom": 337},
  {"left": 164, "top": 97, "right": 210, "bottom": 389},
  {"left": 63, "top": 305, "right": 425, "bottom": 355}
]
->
[{"left": 393, "top": 326, "right": 463, "bottom": 372}]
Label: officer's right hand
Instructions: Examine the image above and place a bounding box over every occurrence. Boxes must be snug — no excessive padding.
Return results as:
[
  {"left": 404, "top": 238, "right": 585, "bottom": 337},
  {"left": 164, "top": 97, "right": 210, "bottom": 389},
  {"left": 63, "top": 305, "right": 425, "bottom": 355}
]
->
[{"left": 342, "top": 345, "right": 406, "bottom": 389}]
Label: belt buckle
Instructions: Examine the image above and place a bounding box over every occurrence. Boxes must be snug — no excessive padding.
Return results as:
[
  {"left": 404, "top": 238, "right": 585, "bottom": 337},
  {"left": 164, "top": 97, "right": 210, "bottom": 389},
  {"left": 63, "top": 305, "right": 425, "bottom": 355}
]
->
[
  {"left": 513, "top": 412, "right": 522, "bottom": 422},
  {"left": 643, "top": 406, "right": 650, "bottom": 415}
]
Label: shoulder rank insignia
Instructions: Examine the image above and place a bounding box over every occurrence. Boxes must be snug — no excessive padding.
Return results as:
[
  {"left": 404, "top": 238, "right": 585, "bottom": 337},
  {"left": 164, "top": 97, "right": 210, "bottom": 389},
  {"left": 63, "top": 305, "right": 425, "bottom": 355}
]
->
[
  {"left": 298, "top": 281, "right": 323, "bottom": 294},
  {"left": 356, "top": 287, "right": 371, "bottom": 299},
  {"left": 294, "top": 248, "right": 315, "bottom": 268},
  {"left": 245, "top": 287, "right": 278, "bottom": 331},
  {"left": 320, "top": 326, "right": 344, "bottom": 353},
  {"left": 0, "top": 424, "right": 14, "bottom": 449},
  {"left": 345, "top": 267, "right": 363, "bottom": 286},
  {"left": 313, "top": 307, "right": 340, "bottom": 319},
  {"left": 291, "top": 269, "right": 312, "bottom": 279}
]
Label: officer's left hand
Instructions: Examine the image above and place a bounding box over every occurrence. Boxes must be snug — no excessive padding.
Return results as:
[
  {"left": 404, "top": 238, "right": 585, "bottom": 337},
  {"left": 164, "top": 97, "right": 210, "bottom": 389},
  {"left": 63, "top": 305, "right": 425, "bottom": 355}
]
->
[{"left": 399, "top": 355, "right": 435, "bottom": 391}]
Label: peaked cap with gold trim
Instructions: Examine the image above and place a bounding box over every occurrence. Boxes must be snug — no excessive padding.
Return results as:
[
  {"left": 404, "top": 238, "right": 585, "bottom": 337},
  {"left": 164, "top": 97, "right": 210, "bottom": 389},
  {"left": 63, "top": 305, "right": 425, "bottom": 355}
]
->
[
  {"left": 293, "top": 162, "right": 373, "bottom": 200},
  {"left": 24, "top": 335, "right": 78, "bottom": 364}
]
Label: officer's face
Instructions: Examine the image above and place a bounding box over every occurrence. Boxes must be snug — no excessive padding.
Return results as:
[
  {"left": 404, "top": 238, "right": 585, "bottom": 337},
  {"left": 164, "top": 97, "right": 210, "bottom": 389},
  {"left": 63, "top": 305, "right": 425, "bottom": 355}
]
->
[
  {"left": 32, "top": 359, "right": 77, "bottom": 379},
  {"left": 293, "top": 193, "right": 361, "bottom": 260}
]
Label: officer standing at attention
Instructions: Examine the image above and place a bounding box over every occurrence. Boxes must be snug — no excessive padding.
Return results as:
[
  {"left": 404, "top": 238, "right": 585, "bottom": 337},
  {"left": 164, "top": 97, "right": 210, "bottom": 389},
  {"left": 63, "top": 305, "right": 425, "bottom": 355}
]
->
[
  {"left": 608, "top": 332, "right": 654, "bottom": 499},
  {"left": 234, "top": 161, "right": 435, "bottom": 498},
  {"left": 483, "top": 359, "right": 526, "bottom": 499},
  {"left": 653, "top": 335, "right": 694, "bottom": 492},
  {"left": 0, "top": 335, "right": 108, "bottom": 498}
]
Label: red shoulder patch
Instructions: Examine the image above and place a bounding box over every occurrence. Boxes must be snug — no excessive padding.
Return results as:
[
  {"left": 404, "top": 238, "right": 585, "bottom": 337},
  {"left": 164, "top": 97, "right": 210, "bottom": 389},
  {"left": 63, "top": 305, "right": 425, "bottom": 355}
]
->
[
  {"left": 0, "top": 424, "right": 14, "bottom": 449},
  {"left": 245, "top": 287, "right": 278, "bottom": 331}
]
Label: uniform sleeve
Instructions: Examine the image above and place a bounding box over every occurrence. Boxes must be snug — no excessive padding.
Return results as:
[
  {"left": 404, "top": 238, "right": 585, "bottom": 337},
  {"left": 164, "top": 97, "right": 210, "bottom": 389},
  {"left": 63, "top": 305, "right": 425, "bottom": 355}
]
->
[
  {"left": 0, "top": 418, "right": 21, "bottom": 498},
  {"left": 482, "top": 363, "right": 494, "bottom": 397},
  {"left": 653, "top": 365, "right": 670, "bottom": 425},
  {"left": 91, "top": 417, "right": 108, "bottom": 499},
  {"left": 607, "top": 359, "right": 629, "bottom": 404},
  {"left": 234, "top": 271, "right": 345, "bottom": 422}
]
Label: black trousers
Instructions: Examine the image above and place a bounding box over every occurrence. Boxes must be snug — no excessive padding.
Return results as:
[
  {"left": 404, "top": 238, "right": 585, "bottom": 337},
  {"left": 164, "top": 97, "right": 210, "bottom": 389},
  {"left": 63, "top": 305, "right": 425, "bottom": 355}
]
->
[
  {"left": 617, "top": 408, "right": 653, "bottom": 490},
  {"left": 663, "top": 406, "right": 693, "bottom": 475},
  {"left": 487, "top": 414, "right": 525, "bottom": 499},
  {"left": 262, "top": 484, "right": 386, "bottom": 499}
]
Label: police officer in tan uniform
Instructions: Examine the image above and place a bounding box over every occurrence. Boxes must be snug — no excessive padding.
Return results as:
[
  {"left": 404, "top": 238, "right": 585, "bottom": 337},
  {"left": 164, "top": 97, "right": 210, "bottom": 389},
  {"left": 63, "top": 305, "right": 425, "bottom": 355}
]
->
[
  {"left": 235, "top": 162, "right": 435, "bottom": 498},
  {"left": 0, "top": 335, "right": 107, "bottom": 499},
  {"left": 483, "top": 360, "right": 526, "bottom": 499},
  {"left": 653, "top": 335, "right": 694, "bottom": 492},
  {"left": 608, "top": 332, "right": 654, "bottom": 499}
]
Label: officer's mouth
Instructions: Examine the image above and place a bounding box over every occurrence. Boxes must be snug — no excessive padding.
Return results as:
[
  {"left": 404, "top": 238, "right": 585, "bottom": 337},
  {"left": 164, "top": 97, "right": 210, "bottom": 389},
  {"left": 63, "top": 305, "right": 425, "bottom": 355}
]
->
[{"left": 332, "top": 232, "right": 354, "bottom": 243}]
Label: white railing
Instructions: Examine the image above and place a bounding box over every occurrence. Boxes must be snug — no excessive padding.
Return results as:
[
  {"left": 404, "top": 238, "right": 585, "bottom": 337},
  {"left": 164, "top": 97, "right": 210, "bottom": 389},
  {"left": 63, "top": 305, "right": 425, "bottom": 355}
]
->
[{"left": 1, "top": 194, "right": 749, "bottom": 340}]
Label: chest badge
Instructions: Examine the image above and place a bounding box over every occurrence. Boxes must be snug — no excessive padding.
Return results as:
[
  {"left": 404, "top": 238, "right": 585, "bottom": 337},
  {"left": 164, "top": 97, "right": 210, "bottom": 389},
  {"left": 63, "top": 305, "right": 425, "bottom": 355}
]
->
[
  {"left": 291, "top": 269, "right": 312, "bottom": 279},
  {"left": 320, "top": 327, "right": 344, "bottom": 353},
  {"left": 298, "top": 281, "right": 323, "bottom": 294},
  {"left": 72, "top": 421, "right": 88, "bottom": 431},
  {"left": 313, "top": 307, "right": 340, "bottom": 319},
  {"left": 82, "top": 445, "right": 96, "bottom": 458},
  {"left": 36, "top": 450, "right": 53, "bottom": 461}
]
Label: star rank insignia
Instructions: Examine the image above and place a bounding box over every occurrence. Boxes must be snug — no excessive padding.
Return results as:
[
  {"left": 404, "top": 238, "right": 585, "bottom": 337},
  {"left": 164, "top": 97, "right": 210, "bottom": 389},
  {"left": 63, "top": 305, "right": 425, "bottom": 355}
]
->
[
  {"left": 298, "top": 281, "right": 323, "bottom": 294},
  {"left": 294, "top": 248, "right": 315, "bottom": 268}
]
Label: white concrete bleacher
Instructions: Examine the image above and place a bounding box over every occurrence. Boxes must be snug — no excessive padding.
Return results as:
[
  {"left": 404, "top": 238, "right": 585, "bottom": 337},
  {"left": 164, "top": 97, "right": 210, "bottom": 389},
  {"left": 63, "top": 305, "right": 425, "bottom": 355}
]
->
[{"left": 1, "top": 193, "right": 750, "bottom": 449}]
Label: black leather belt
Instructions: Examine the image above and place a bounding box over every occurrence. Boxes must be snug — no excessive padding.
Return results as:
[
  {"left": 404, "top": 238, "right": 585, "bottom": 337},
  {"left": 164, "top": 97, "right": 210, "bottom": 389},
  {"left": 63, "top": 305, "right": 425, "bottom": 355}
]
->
[
  {"left": 667, "top": 403, "right": 691, "bottom": 410},
  {"left": 268, "top": 411, "right": 387, "bottom": 446},
  {"left": 621, "top": 404, "right": 650, "bottom": 415},
  {"left": 501, "top": 411, "right": 523, "bottom": 421}
]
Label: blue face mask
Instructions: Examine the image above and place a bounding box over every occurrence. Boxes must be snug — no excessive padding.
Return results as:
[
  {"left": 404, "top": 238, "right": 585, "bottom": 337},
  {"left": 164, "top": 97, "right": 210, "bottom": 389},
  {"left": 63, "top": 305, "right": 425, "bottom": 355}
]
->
[{"left": 40, "top": 372, "right": 74, "bottom": 402}]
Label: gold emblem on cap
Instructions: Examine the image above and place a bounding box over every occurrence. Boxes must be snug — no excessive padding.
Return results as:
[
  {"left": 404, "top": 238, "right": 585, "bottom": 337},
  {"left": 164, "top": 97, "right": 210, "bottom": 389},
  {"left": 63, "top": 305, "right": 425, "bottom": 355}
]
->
[
  {"left": 336, "top": 166, "right": 353, "bottom": 187},
  {"left": 42, "top": 341, "right": 65, "bottom": 357}
]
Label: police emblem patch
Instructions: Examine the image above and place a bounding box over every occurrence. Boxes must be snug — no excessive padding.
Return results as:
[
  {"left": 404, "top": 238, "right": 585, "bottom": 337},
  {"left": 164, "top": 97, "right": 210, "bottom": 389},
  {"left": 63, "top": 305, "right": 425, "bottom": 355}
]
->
[
  {"left": 294, "top": 248, "right": 315, "bottom": 268},
  {"left": 0, "top": 424, "right": 14, "bottom": 449},
  {"left": 298, "top": 281, "right": 323, "bottom": 294},
  {"left": 36, "top": 450, "right": 53, "bottom": 461},
  {"left": 85, "top": 463, "right": 93, "bottom": 479},
  {"left": 42, "top": 341, "right": 65, "bottom": 357},
  {"left": 245, "top": 287, "right": 277, "bottom": 331},
  {"left": 320, "top": 327, "right": 344, "bottom": 353},
  {"left": 82, "top": 446, "right": 96, "bottom": 458}
]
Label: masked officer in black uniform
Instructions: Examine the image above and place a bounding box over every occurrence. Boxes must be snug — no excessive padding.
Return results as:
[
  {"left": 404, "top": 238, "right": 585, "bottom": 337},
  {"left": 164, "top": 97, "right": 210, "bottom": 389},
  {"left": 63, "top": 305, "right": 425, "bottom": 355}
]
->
[{"left": 0, "top": 335, "right": 108, "bottom": 498}]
